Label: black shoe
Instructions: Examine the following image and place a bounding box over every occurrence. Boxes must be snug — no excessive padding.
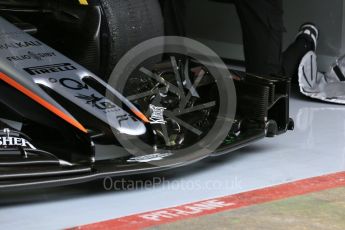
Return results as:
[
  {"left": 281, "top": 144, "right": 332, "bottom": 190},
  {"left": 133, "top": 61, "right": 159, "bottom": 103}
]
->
[{"left": 296, "top": 23, "right": 319, "bottom": 51}]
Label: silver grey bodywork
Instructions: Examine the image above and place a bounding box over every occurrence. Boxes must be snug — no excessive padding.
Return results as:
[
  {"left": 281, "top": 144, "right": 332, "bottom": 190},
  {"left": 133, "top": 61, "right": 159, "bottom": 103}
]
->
[{"left": 0, "top": 17, "right": 145, "bottom": 136}]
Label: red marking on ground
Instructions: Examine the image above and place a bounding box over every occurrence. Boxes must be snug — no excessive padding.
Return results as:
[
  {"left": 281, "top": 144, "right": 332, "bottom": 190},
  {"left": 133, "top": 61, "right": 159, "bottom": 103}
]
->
[{"left": 71, "top": 171, "right": 345, "bottom": 230}]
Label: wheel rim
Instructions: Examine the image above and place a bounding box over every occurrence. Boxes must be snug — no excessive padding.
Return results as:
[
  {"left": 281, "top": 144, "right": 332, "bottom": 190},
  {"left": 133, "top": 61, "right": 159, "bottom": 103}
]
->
[
  {"left": 107, "top": 36, "right": 237, "bottom": 166},
  {"left": 124, "top": 56, "right": 221, "bottom": 149}
]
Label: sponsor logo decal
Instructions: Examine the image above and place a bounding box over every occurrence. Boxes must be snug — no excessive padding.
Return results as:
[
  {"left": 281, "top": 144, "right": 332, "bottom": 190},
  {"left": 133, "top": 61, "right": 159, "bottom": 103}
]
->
[
  {"left": 0, "top": 137, "right": 36, "bottom": 150},
  {"left": 115, "top": 114, "right": 137, "bottom": 127},
  {"left": 75, "top": 93, "right": 119, "bottom": 111},
  {"left": 116, "top": 114, "right": 129, "bottom": 127},
  {"left": 6, "top": 51, "right": 56, "bottom": 62},
  {"left": 127, "top": 153, "right": 173, "bottom": 163},
  {"left": 149, "top": 104, "right": 167, "bottom": 124},
  {"left": 0, "top": 129, "right": 36, "bottom": 150},
  {"left": 50, "top": 77, "right": 128, "bottom": 115},
  {"left": 59, "top": 78, "right": 89, "bottom": 90},
  {"left": 23, "top": 63, "right": 77, "bottom": 75},
  {"left": 39, "top": 75, "right": 142, "bottom": 132},
  {"left": 0, "top": 40, "right": 42, "bottom": 50}
]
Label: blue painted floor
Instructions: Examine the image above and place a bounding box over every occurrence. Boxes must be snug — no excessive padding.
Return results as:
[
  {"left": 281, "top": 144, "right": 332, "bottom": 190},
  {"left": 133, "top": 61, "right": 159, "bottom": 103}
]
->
[{"left": 1, "top": 90, "right": 345, "bottom": 230}]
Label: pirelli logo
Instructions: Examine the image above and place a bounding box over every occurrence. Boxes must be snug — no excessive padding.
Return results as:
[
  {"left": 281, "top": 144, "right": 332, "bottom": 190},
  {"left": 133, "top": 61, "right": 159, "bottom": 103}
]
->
[{"left": 23, "top": 63, "right": 77, "bottom": 75}]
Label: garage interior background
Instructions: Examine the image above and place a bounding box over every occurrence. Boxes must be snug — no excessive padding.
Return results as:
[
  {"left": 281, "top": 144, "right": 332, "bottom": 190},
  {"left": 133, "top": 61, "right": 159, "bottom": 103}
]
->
[{"left": 184, "top": 0, "right": 345, "bottom": 72}]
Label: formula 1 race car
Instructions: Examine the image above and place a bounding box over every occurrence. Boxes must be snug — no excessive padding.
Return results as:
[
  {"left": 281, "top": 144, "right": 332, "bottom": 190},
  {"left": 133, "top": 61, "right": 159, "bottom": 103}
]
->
[{"left": 0, "top": 0, "right": 293, "bottom": 190}]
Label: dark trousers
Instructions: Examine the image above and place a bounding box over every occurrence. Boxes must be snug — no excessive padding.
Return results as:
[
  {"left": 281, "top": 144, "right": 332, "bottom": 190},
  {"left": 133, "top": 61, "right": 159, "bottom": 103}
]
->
[
  {"left": 234, "top": 0, "right": 283, "bottom": 75},
  {"left": 163, "top": 0, "right": 313, "bottom": 77},
  {"left": 234, "top": 0, "right": 313, "bottom": 77}
]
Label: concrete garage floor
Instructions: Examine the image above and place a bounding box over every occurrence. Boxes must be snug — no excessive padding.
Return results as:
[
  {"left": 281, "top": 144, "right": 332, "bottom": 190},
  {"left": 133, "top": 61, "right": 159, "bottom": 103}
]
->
[{"left": 1, "top": 89, "right": 345, "bottom": 230}]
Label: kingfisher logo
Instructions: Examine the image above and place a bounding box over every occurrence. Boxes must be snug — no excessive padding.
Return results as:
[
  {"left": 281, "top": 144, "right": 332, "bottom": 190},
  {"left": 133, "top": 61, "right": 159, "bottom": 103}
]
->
[
  {"left": 23, "top": 63, "right": 77, "bottom": 75},
  {"left": 0, "top": 136, "right": 36, "bottom": 150}
]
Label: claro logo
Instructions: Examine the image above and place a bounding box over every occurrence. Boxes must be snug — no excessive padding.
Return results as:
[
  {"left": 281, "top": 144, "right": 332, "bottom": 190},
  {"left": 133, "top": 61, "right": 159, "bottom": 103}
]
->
[
  {"left": 0, "top": 40, "right": 42, "bottom": 50},
  {"left": 23, "top": 63, "right": 77, "bottom": 75}
]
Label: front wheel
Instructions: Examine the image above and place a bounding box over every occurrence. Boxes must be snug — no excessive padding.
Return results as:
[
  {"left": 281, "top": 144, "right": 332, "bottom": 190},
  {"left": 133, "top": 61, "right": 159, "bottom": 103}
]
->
[{"left": 107, "top": 37, "right": 237, "bottom": 165}]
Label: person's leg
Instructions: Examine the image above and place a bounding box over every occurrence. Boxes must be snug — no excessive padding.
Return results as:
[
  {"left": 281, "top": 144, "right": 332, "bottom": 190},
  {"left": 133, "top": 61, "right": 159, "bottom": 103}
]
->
[
  {"left": 161, "top": 0, "right": 186, "bottom": 36},
  {"left": 234, "top": 0, "right": 284, "bottom": 76},
  {"left": 282, "top": 24, "right": 318, "bottom": 78}
]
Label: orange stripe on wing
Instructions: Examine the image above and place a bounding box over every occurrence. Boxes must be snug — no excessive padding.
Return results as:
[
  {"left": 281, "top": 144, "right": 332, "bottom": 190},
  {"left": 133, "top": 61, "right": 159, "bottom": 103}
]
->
[
  {"left": 0, "top": 72, "right": 88, "bottom": 133},
  {"left": 132, "top": 109, "right": 149, "bottom": 123}
]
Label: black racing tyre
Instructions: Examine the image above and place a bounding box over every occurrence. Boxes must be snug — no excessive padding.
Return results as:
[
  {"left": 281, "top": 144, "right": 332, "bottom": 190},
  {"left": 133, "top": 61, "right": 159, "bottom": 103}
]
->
[
  {"left": 9, "top": 0, "right": 164, "bottom": 80},
  {"left": 99, "top": 0, "right": 164, "bottom": 79}
]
